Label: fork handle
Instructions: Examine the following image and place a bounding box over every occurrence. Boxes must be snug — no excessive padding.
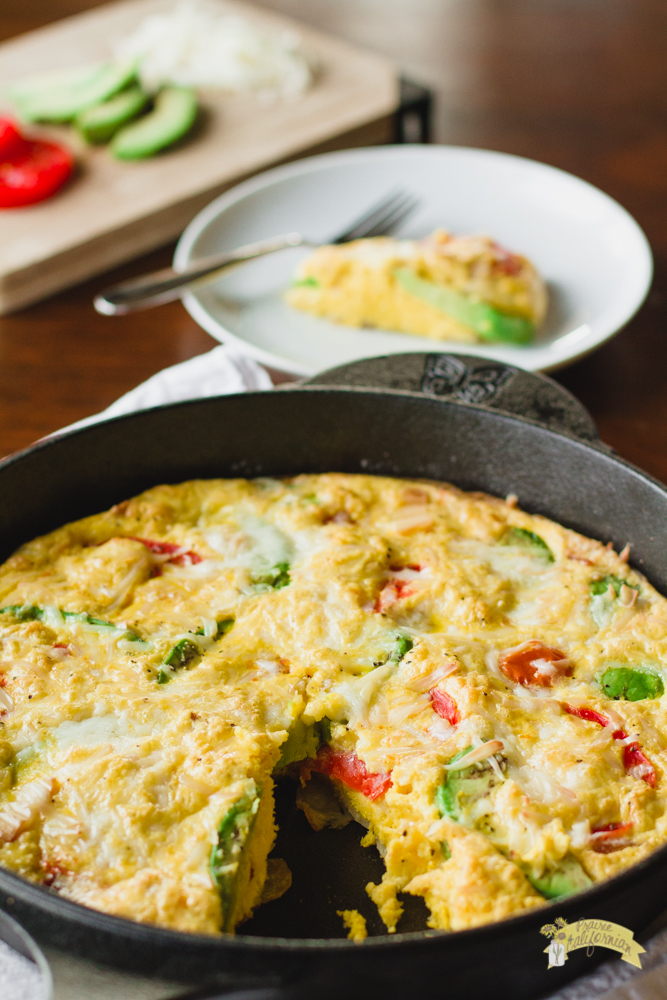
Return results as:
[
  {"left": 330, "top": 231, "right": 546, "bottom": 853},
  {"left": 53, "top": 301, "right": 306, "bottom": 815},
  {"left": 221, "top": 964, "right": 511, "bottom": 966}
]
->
[{"left": 94, "top": 232, "right": 305, "bottom": 315}]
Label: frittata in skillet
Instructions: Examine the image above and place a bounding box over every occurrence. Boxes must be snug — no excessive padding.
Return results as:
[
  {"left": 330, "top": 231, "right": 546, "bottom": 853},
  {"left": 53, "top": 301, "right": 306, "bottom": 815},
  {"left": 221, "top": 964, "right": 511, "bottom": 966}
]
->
[
  {"left": 0, "top": 475, "right": 665, "bottom": 936},
  {"left": 285, "top": 231, "right": 547, "bottom": 345}
]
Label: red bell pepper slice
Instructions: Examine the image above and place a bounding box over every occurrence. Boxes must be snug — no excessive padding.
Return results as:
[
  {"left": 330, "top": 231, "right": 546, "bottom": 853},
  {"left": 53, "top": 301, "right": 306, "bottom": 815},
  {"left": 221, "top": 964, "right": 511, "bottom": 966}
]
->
[
  {"left": 310, "top": 747, "right": 392, "bottom": 801},
  {"left": 499, "top": 641, "right": 571, "bottom": 687},
  {"left": 561, "top": 703, "right": 655, "bottom": 786},
  {"left": 375, "top": 579, "right": 414, "bottom": 613},
  {"left": 592, "top": 822, "right": 633, "bottom": 838},
  {"left": 491, "top": 243, "right": 523, "bottom": 276},
  {"left": 0, "top": 120, "right": 26, "bottom": 158},
  {"left": 375, "top": 565, "right": 424, "bottom": 612},
  {"left": 623, "top": 742, "right": 656, "bottom": 787},
  {"left": 590, "top": 822, "right": 634, "bottom": 853},
  {"left": 430, "top": 688, "right": 460, "bottom": 725},
  {"left": 128, "top": 537, "right": 202, "bottom": 567},
  {"left": 0, "top": 118, "right": 73, "bottom": 208},
  {"left": 561, "top": 703, "right": 610, "bottom": 728},
  {"left": 562, "top": 701, "right": 627, "bottom": 741}
]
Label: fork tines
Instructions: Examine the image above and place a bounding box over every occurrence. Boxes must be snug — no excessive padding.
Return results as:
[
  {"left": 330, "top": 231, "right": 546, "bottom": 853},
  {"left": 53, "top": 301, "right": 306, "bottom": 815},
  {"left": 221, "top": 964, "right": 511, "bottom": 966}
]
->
[{"left": 333, "top": 189, "right": 420, "bottom": 244}]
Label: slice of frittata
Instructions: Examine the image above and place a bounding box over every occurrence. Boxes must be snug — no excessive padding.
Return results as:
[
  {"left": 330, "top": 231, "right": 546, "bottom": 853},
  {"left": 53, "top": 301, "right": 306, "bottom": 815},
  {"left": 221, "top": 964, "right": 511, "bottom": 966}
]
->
[{"left": 286, "top": 230, "right": 547, "bottom": 345}]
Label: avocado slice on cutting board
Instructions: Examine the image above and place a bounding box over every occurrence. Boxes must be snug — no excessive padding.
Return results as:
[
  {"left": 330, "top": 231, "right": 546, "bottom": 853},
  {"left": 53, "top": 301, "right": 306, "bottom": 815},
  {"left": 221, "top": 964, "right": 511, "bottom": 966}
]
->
[
  {"left": 394, "top": 267, "right": 535, "bottom": 344},
  {"left": 111, "top": 87, "right": 198, "bottom": 160},
  {"left": 8, "top": 60, "right": 138, "bottom": 123},
  {"left": 76, "top": 85, "right": 149, "bottom": 144}
]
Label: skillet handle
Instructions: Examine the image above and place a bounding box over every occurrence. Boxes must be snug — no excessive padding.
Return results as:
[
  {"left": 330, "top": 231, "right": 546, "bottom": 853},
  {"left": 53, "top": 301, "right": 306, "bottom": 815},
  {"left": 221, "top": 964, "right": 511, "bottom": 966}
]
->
[{"left": 304, "top": 352, "right": 600, "bottom": 443}]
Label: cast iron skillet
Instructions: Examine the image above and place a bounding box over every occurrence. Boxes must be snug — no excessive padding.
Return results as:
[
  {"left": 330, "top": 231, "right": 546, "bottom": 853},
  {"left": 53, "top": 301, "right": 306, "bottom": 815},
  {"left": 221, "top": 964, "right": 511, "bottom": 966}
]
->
[{"left": 1, "top": 352, "right": 666, "bottom": 1000}]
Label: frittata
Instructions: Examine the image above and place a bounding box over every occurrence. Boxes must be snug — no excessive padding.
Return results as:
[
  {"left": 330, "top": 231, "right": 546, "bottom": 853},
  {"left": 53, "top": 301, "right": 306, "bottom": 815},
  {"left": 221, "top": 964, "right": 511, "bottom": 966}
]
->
[
  {"left": 285, "top": 231, "right": 547, "bottom": 345},
  {"left": 0, "top": 474, "right": 665, "bottom": 936}
]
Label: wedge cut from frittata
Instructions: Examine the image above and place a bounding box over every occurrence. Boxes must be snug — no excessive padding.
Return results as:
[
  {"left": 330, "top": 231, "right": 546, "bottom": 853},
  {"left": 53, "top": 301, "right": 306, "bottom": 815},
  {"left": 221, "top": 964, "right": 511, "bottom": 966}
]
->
[{"left": 285, "top": 230, "right": 547, "bottom": 345}]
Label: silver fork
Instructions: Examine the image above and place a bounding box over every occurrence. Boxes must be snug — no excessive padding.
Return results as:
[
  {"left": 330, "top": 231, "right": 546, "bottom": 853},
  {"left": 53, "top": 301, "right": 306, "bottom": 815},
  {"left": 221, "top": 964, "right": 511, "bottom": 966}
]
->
[{"left": 94, "top": 189, "right": 419, "bottom": 315}]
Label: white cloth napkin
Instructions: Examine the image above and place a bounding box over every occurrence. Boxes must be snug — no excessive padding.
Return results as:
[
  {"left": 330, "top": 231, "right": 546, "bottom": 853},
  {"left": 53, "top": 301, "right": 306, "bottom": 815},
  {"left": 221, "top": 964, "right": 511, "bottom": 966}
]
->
[{"left": 52, "top": 343, "right": 272, "bottom": 437}]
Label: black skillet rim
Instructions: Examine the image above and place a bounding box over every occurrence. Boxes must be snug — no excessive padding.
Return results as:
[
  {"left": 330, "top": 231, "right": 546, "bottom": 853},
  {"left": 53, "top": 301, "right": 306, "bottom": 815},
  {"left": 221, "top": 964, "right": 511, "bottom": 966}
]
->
[{"left": 0, "top": 382, "right": 666, "bottom": 953}]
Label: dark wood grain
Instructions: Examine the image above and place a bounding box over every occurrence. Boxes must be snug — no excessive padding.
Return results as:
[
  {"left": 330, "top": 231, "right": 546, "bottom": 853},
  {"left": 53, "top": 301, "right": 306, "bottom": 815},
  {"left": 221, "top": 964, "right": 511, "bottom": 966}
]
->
[{"left": 2, "top": 0, "right": 666, "bottom": 483}]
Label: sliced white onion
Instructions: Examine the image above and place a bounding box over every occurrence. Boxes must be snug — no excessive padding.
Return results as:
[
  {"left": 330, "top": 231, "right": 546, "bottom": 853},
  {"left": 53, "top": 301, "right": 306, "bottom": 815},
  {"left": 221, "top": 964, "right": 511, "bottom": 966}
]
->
[
  {"left": 114, "top": 5, "right": 314, "bottom": 99},
  {"left": 0, "top": 777, "right": 53, "bottom": 842},
  {"left": 171, "top": 631, "right": 212, "bottom": 652},
  {"left": 1, "top": 657, "right": 49, "bottom": 678},
  {"left": 42, "top": 814, "right": 81, "bottom": 838},
  {"left": 389, "top": 567, "right": 426, "bottom": 582},
  {"left": 426, "top": 819, "right": 449, "bottom": 839},
  {"left": 42, "top": 605, "right": 64, "bottom": 627},
  {"left": 47, "top": 647, "right": 69, "bottom": 663},
  {"left": 500, "top": 639, "right": 542, "bottom": 658},
  {"left": 400, "top": 487, "right": 430, "bottom": 506},
  {"left": 569, "top": 820, "right": 591, "bottom": 849},
  {"left": 532, "top": 658, "right": 559, "bottom": 678},
  {"left": 443, "top": 739, "right": 504, "bottom": 770},
  {"left": 410, "top": 661, "right": 458, "bottom": 693},
  {"left": 589, "top": 727, "right": 615, "bottom": 749},
  {"left": 619, "top": 584, "right": 638, "bottom": 608},
  {"left": 487, "top": 753, "right": 505, "bottom": 780},
  {"left": 429, "top": 717, "right": 454, "bottom": 741},
  {"left": 389, "top": 512, "right": 435, "bottom": 535},
  {"left": 363, "top": 740, "right": 442, "bottom": 769},
  {"left": 116, "top": 639, "right": 153, "bottom": 653},
  {"left": 254, "top": 657, "right": 283, "bottom": 676},
  {"left": 169, "top": 558, "right": 226, "bottom": 579},
  {"left": 601, "top": 703, "right": 626, "bottom": 728},
  {"left": 104, "top": 556, "right": 150, "bottom": 613},
  {"left": 179, "top": 772, "right": 214, "bottom": 796},
  {"left": 385, "top": 693, "right": 430, "bottom": 726},
  {"left": 201, "top": 618, "right": 218, "bottom": 638},
  {"left": 484, "top": 647, "right": 506, "bottom": 682},
  {"left": 333, "top": 663, "right": 394, "bottom": 726},
  {"left": 612, "top": 608, "right": 637, "bottom": 632},
  {"left": 512, "top": 764, "right": 579, "bottom": 806}
]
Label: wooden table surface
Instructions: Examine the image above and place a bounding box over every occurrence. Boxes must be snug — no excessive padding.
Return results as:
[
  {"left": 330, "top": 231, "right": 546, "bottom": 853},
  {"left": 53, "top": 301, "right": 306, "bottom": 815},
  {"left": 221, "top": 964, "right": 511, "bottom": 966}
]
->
[{"left": 2, "top": 0, "right": 666, "bottom": 484}]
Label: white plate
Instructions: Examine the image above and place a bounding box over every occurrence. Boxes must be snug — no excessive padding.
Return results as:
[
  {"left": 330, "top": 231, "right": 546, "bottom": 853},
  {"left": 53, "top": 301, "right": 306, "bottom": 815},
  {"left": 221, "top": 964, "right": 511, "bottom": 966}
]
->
[{"left": 175, "top": 145, "right": 652, "bottom": 376}]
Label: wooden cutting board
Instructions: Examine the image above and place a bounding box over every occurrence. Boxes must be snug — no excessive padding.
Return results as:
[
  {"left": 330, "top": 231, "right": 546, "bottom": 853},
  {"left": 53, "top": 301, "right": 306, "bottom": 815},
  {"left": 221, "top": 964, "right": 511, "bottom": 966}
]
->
[{"left": 0, "top": 0, "right": 398, "bottom": 313}]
